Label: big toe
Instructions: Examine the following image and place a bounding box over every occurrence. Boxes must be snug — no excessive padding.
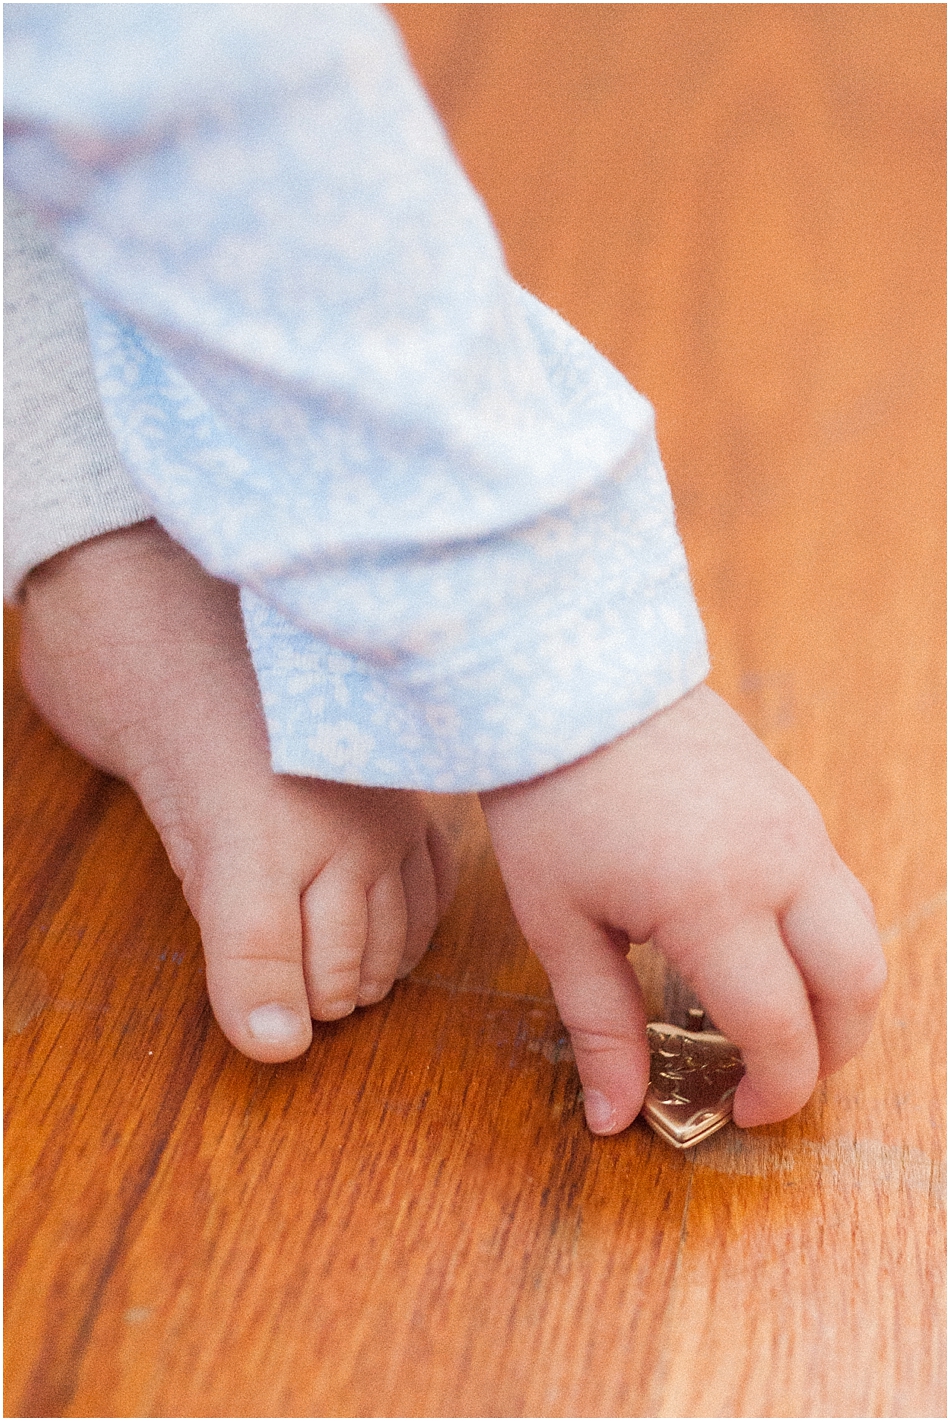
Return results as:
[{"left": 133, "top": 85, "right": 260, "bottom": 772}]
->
[{"left": 195, "top": 856, "right": 314, "bottom": 1062}]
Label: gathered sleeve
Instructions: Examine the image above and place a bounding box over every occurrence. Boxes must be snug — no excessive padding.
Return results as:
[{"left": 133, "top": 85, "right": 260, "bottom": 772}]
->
[{"left": 4, "top": 2, "right": 708, "bottom": 790}]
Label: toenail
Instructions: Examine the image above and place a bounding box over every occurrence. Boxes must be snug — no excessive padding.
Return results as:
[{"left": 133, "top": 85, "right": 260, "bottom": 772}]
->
[
  {"left": 319, "top": 1000, "right": 355, "bottom": 1020},
  {"left": 247, "top": 1004, "right": 307, "bottom": 1044},
  {"left": 356, "top": 981, "right": 389, "bottom": 1006}
]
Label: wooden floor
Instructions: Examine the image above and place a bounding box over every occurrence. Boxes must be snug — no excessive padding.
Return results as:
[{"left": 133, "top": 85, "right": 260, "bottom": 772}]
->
[{"left": 5, "top": 6, "right": 945, "bottom": 1417}]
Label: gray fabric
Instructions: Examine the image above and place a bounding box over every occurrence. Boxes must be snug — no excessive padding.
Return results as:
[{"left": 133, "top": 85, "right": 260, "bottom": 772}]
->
[{"left": 3, "top": 189, "right": 151, "bottom": 601}]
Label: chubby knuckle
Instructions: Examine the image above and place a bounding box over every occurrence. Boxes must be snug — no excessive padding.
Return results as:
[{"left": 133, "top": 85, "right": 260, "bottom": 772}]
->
[
  {"left": 562, "top": 1023, "right": 635, "bottom": 1059},
  {"left": 766, "top": 797, "right": 827, "bottom": 876},
  {"left": 825, "top": 938, "right": 888, "bottom": 1012},
  {"left": 753, "top": 1002, "right": 815, "bottom": 1058},
  {"left": 662, "top": 813, "right": 825, "bottom": 918},
  {"left": 223, "top": 945, "right": 299, "bottom": 969}
]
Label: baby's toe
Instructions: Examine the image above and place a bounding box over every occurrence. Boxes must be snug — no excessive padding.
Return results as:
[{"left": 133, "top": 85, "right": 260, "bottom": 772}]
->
[
  {"left": 395, "top": 837, "right": 440, "bottom": 978},
  {"left": 357, "top": 869, "right": 409, "bottom": 1004},
  {"left": 197, "top": 864, "right": 313, "bottom": 1063},
  {"left": 302, "top": 861, "right": 414, "bottom": 1013},
  {"left": 301, "top": 859, "right": 370, "bottom": 1019}
]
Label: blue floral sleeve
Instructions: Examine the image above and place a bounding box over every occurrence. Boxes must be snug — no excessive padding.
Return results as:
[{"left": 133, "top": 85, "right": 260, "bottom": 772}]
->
[{"left": 4, "top": 3, "right": 708, "bottom": 790}]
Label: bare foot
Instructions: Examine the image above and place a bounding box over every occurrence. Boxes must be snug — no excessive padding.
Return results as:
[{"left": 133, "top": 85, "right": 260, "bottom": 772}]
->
[{"left": 19, "top": 521, "right": 458, "bottom": 1062}]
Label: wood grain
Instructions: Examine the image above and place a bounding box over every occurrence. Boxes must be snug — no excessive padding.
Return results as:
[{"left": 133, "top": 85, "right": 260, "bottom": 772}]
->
[{"left": 5, "top": 6, "right": 945, "bottom": 1416}]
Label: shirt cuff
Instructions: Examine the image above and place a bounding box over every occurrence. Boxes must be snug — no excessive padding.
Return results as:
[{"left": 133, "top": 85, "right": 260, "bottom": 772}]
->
[{"left": 241, "top": 440, "right": 709, "bottom": 792}]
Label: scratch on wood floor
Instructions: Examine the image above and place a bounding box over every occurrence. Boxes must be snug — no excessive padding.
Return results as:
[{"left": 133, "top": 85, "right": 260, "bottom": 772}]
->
[
  {"left": 402, "top": 972, "right": 554, "bottom": 1007},
  {"left": 692, "top": 1132, "right": 945, "bottom": 1200}
]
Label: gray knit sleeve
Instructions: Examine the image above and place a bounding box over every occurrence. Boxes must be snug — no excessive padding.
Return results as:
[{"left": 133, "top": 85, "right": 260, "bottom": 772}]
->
[{"left": 3, "top": 189, "right": 152, "bottom": 602}]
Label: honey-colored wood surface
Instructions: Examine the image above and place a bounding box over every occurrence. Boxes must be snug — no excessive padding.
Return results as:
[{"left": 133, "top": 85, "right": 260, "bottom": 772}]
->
[{"left": 5, "top": 7, "right": 945, "bottom": 1417}]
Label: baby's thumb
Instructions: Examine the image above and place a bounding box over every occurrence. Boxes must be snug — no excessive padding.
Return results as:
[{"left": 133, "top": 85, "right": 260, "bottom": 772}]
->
[{"left": 530, "top": 915, "right": 651, "bottom": 1135}]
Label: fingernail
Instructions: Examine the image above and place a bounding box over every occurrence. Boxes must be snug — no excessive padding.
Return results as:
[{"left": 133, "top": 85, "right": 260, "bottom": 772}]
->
[
  {"left": 583, "top": 1088, "right": 616, "bottom": 1134},
  {"left": 247, "top": 1004, "right": 306, "bottom": 1044}
]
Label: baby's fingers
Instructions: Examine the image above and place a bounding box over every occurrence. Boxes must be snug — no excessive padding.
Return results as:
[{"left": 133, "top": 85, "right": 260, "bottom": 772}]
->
[
  {"left": 661, "top": 917, "right": 821, "bottom": 1129},
  {"left": 781, "top": 866, "right": 886, "bottom": 1076},
  {"left": 531, "top": 916, "right": 650, "bottom": 1135}
]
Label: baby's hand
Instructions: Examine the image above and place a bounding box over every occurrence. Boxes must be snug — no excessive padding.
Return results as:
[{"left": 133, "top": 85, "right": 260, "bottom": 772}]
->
[{"left": 481, "top": 685, "right": 885, "bottom": 1134}]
